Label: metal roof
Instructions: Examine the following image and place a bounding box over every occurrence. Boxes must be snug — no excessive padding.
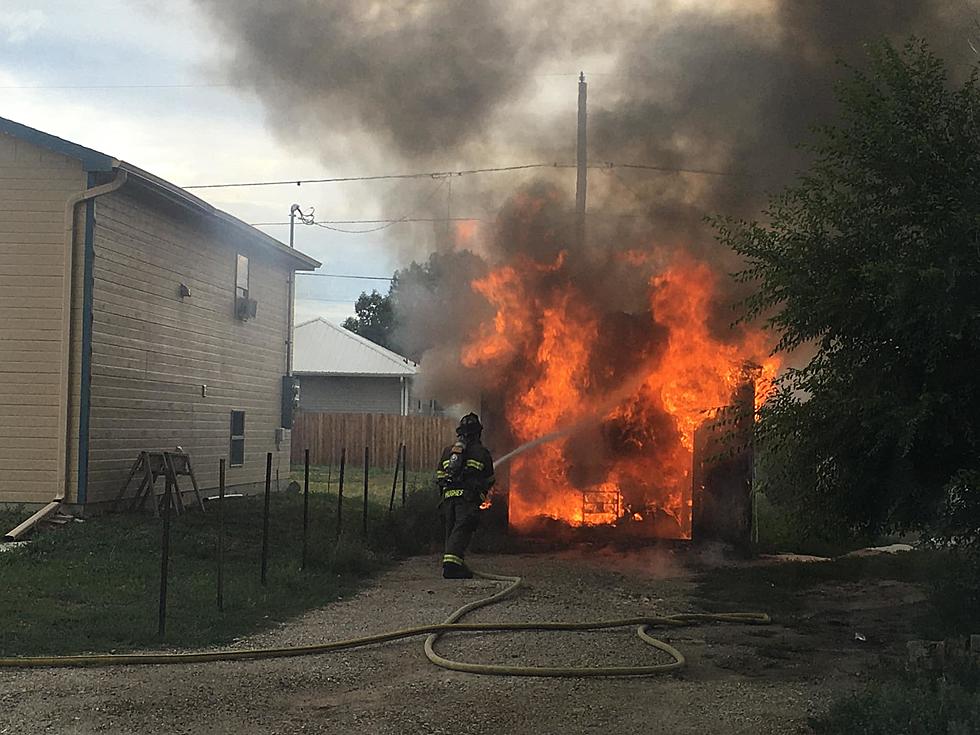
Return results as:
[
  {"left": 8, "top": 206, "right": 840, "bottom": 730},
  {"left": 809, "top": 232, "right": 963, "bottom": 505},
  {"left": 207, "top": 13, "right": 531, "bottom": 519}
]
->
[
  {"left": 0, "top": 116, "right": 320, "bottom": 270},
  {"left": 293, "top": 318, "right": 418, "bottom": 377}
]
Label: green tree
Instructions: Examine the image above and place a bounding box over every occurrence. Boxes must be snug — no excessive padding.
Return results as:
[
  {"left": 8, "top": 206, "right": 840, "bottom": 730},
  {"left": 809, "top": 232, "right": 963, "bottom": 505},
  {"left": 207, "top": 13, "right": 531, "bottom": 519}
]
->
[
  {"left": 342, "top": 290, "right": 396, "bottom": 349},
  {"left": 716, "top": 40, "right": 980, "bottom": 535},
  {"left": 342, "top": 249, "right": 488, "bottom": 359}
]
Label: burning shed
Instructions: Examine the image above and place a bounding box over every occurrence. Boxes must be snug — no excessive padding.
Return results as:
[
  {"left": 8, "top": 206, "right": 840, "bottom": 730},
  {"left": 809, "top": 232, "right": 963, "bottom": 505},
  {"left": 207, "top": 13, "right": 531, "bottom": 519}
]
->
[{"left": 406, "top": 188, "right": 778, "bottom": 542}]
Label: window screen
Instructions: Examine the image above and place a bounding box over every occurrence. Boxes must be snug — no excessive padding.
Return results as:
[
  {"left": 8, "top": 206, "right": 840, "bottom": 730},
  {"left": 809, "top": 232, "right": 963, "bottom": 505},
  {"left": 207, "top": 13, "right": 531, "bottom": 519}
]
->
[
  {"left": 235, "top": 254, "right": 249, "bottom": 299},
  {"left": 230, "top": 410, "right": 245, "bottom": 467}
]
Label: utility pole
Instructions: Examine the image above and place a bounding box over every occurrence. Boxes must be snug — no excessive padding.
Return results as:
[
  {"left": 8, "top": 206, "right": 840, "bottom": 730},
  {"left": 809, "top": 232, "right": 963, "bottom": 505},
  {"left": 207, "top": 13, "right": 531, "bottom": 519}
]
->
[
  {"left": 286, "top": 204, "right": 314, "bottom": 376},
  {"left": 575, "top": 71, "right": 588, "bottom": 249}
]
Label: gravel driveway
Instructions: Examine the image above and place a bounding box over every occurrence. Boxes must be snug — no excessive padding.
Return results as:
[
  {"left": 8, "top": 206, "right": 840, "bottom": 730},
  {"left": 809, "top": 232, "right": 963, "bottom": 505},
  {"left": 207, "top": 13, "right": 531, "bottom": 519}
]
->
[{"left": 1, "top": 548, "right": 910, "bottom": 735}]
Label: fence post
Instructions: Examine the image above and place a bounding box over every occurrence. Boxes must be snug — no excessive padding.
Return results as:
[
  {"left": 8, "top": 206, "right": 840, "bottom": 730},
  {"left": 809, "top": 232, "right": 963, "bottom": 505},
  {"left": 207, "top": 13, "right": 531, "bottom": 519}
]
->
[
  {"left": 336, "top": 447, "right": 346, "bottom": 541},
  {"left": 217, "top": 458, "right": 225, "bottom": 611},
  {"left": 302, "top": 448, "right": 310, "bottom": 570},
  {"left": 261, "top": 452, "right": 272, "bottom": 586},
  {"left": 362, "top": 446, "right": 369, "bottom": 538},
  {"left": 401, "top": 443, "right": 407, "bottom": 506},
  {"left": 388, "top": 443, "right": 401, "bottom": 513},
  {"left": 158, "top": 475, "right": 173, "bottom": 638}
]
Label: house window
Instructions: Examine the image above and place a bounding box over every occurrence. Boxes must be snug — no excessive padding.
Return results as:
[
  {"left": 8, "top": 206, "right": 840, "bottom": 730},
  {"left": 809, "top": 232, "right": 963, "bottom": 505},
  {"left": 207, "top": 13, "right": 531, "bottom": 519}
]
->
[
  {"left": 235, "top": 254, "right": 249, "bottom": 299},
  {"left": 230, "top": 410, "right": 245, "bottom": 467}
]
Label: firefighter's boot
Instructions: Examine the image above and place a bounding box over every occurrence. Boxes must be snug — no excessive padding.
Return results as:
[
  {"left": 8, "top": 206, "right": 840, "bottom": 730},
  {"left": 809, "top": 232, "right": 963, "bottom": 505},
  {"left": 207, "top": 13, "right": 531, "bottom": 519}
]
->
[{"left": 442, "top": 560, "right": 473, "bottom": 579}]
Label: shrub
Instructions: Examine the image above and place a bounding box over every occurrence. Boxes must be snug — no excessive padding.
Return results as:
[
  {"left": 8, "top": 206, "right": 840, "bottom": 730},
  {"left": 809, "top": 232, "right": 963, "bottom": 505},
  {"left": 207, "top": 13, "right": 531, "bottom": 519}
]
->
[{"left": 812, "top": 667, "right": 980, "bottom": 735}]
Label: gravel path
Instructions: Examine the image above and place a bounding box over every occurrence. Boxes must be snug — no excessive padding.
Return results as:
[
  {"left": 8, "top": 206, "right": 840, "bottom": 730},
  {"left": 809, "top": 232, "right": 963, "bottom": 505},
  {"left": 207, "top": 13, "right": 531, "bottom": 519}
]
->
[{"left": 1, "top": 549, "right": 903, "bottom": 735}]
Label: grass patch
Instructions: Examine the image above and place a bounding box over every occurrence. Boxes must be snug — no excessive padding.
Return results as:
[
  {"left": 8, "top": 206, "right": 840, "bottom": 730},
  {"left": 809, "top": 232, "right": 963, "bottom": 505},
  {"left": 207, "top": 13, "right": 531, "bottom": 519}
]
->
[
  {"left": 693, "top": 551, "right": 945, "bottom": 619},
  {"left": 753, "top": 492, "right": 883, "bottom": 557},
  {"left": 0, "top": 488, "right": 437, "bottom": 657},
  {"left": 294, "top": 463, "right": 433, "bottom": 509},
  {"left": 811, "top": 664, "right": 980, "bottom": 734}
]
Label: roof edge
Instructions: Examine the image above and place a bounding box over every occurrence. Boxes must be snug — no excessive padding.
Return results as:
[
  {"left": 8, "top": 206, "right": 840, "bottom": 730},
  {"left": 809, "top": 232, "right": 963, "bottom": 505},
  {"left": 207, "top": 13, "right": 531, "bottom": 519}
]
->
[
  {"left": 0, "top": 116, "right": 117, "bottom": 172},
  {"left": 0, "top": 115, "right": 320, "bottom": 271},
  {"left": 295, "top": 317, "right": 418, "bottom": 370},
  {"left": 295, "top": 371, "right": 416, "bottom": 378},
  {"left": 120, "top": 163, "right": 320, "bottom": 270}
]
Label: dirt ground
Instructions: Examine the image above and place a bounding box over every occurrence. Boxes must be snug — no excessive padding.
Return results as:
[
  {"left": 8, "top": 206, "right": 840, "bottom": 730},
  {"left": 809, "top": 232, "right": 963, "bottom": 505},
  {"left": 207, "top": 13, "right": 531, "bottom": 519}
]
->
[{"left": 0, "top": 549, "right": 925, "bottom": 735}]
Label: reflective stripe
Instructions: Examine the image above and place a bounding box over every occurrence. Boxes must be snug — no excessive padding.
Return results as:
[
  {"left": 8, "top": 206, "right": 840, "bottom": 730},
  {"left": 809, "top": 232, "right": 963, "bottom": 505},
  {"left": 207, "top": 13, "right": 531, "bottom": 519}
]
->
[
  {"left": 465, "top": 459, "right": 484, "bottom": 469},
  {"left": 443, "top": 488, "right": 464, "bottom": 498},
  {"left": 435, "top": 471, "right": 447, "bottom": 478},
  {"left": 441, "top": 459, "right": 451, "bottom": 468},
  {"left": 443, "top": 554, "right": 464, "bottom": 565}
]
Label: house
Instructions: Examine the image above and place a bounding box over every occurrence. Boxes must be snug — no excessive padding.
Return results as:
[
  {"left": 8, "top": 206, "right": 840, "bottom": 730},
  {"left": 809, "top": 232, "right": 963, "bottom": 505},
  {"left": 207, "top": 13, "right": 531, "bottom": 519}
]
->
[
  {"left": 292, "top": 318, "right": 418, "bottom": 415},
  {"left": 0, "top": 116, "right": 320, "bottom": 510}
]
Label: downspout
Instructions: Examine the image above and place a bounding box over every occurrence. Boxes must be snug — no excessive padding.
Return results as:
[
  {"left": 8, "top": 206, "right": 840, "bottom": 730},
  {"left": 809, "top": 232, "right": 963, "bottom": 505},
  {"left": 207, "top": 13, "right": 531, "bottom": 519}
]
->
[
  {"left": 61, "top": 169, "right": 128, "bottom": 505},
  {"left": 4, "top": 168, "right": 127, "bottom": 541}
]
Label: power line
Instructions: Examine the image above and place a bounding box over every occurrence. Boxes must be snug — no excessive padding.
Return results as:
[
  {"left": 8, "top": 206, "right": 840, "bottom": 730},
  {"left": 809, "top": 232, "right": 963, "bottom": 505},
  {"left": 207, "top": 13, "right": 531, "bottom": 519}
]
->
[
  {"left": 0, "top": 83, "right": 241, "bottom": 90},
  {"left": 297, "top": 273, "right": 394, "bottom": 281},
  {"left": 296, "top": 297, "right": 365, "bottom": 305},
  {"left": 608, "top": 162, "right": 737, "bottom": 177},
  {"left": 183, "top": 163, "right": 570, "bottom": 189},
  {"left": 0, "top": 72, "right": 647, "bottom": 91},
  {"left": 183, "top": 161, "right": 738, "bottom": 190},
  {"left": 251, "top": 217, "right": 482, "bottom": 226},
  {"left": 310, "top": 179, "right": 448, "bottom": 233}
]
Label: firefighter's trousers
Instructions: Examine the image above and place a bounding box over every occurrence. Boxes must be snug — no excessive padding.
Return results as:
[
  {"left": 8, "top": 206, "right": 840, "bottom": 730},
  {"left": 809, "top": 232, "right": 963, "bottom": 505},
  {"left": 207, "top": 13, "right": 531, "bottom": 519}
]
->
[{"left": 441, "top": 497, "right": 480, "bottom": 565}]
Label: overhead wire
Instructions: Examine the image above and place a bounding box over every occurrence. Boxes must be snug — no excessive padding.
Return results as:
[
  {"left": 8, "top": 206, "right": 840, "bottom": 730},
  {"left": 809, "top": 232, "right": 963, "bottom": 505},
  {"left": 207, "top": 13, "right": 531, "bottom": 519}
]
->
[
  {"left": 0, "top": 83, "right": 243, "bottom": 90},
  {"left": 183, "top": 162, "right": 738, "bottom": 190},
  {"left": 297, "top": 273, "right": 394, "bottom": 281},
  {"left": 1, "top": 71, "right": 655, "bottom": 91},
  {"left": 251, "top": 217, "right": 483, "bottom": 226},
  {"left": 183, "top": 163, "right": 571, "bottom": 190},
  {"left": 309, "top": 178, "right": 449, "bottom": 233}
]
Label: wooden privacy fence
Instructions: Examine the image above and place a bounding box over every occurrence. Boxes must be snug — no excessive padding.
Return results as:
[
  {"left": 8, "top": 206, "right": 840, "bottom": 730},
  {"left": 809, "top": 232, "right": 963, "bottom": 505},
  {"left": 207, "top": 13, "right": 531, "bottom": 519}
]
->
[{"left": 291, "top": 412, "right": 457, "bottom": 471}]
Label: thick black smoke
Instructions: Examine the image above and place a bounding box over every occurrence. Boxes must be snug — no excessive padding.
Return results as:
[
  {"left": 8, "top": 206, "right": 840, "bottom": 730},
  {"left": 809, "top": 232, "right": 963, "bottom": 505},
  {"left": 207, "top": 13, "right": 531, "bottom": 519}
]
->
[{"left": 196, "top": 0, "right": 977, "bottom": 411}]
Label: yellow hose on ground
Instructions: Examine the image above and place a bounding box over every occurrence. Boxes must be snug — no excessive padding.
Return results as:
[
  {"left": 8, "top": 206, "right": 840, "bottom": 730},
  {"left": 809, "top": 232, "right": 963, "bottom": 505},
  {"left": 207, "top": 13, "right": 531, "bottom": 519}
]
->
[{"left": 0, "top": 570, "right": 769, "bottom": 676}]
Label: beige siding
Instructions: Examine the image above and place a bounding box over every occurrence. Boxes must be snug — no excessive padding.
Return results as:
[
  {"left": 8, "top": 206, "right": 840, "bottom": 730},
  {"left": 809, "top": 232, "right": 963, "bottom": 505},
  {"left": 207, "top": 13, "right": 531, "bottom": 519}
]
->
[
  {"left": 85, "top": 188, "right": 291, "bottom": 503},
  {"left": 0, "top": 134, "right": 85, "bottom": 504}
]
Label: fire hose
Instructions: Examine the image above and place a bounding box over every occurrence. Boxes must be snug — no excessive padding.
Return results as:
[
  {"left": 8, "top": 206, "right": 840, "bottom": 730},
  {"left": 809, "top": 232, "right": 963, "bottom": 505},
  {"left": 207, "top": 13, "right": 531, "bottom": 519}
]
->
[{"left": 0, "top": 569, "right": 769, "bottom": 675}]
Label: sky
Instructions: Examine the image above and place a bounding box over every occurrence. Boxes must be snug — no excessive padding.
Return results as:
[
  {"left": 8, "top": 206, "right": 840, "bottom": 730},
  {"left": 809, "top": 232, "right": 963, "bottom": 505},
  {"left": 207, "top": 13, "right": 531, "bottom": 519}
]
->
[
  {"left": 0, "top": 0, "right": 479, "bottom": 324},
  {"left": 5, "top": 1, "right": 974, "bottom": 328}
]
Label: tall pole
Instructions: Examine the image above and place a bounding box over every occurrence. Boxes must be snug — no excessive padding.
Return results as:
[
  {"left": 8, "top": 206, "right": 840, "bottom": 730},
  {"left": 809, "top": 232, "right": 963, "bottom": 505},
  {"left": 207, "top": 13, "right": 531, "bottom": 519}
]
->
[
  {"left": 575, "top": 72, "right": 588, "bottom": 250},
  {"left": 286, "top": 205, "right": 298, "bottom": 376},
  {"left": 285, "top": 204, "right": 313, "bottom": 377}
]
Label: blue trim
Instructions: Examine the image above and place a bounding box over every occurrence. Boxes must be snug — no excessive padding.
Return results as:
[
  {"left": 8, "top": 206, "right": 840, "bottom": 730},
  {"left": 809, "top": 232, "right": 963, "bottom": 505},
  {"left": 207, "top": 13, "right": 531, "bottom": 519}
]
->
[
  {"left": 0, "top": 116, "right": 115, "bottom": 172},
  {"left": 77, "top": 173, "right": 97, "bottom": 504}
]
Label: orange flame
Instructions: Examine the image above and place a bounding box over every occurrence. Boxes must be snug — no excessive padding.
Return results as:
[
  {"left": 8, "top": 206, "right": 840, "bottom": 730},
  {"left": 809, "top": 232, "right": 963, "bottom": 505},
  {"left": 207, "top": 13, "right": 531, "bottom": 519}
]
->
[{"left": 463, "top": 243, "right": 778, "bottom": 538}]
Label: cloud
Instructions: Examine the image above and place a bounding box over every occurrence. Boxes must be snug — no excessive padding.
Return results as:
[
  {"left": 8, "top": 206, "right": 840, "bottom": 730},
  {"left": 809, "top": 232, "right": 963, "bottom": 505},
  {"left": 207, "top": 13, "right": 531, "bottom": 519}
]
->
[{"left": 0, "top": 9, "right": 45, "bottom": 43}]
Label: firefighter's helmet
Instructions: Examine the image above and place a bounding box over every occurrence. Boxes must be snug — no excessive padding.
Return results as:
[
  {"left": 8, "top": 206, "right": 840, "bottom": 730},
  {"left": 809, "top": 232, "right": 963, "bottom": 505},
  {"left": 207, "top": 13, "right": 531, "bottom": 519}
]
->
[{"left": 456, "top": 412, "right": 483, "bottom": 438}]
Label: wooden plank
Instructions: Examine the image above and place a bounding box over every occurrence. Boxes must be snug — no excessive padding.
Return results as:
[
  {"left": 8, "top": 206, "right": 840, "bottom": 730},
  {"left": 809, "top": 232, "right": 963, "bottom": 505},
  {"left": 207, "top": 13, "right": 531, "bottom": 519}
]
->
[{"left": 291, "top": 412, "right": 456, "bottom": 469}]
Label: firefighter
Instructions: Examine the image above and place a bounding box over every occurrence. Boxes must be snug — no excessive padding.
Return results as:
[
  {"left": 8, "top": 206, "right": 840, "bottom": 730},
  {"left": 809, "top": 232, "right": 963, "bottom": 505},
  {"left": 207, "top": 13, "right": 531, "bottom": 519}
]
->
[{"left": 436, "top": 412, "right": 494, "bottom": 579}]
